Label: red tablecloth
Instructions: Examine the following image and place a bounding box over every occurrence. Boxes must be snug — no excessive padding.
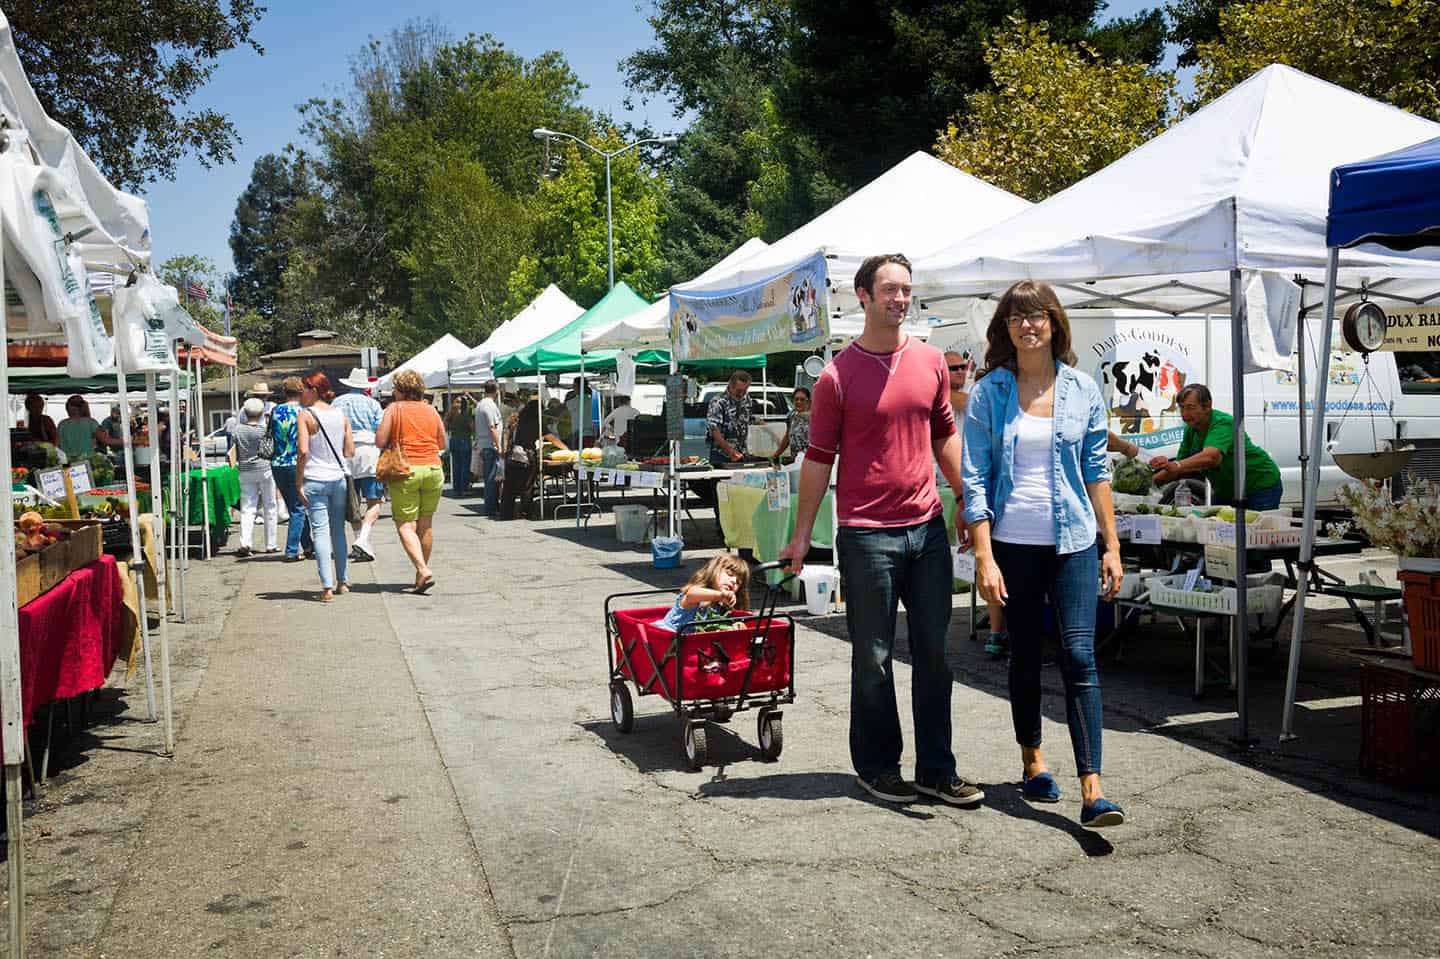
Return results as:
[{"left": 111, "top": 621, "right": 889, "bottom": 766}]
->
[{"left": 16, "top": 556, "right": 123, "bottom": 729}]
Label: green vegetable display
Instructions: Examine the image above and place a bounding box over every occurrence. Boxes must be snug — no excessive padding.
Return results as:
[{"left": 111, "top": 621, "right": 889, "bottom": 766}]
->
[
  {"left": 88, "top": 453, "right": 115, "bottom": 486},
  {"left": 1112, "top": 456, "right": 1154, "bottom": 495}
]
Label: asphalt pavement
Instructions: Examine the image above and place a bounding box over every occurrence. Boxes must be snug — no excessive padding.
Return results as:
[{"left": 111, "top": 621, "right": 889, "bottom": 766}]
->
[{"left": 8, "top": 494, "right": 1440, "bottom": 957}]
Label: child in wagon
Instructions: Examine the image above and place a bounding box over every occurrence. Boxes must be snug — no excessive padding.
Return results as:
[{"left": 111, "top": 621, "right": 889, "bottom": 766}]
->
[{"left": 655, "top": 555, "right": 750, "bottom": 632}]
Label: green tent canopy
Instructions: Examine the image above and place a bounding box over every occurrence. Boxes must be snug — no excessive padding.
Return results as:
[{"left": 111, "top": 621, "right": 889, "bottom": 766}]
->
[
  {"left": 492, "top": 283, "right": 763, "bottom": 375},
  {"left": 8, "top": 366, "right": 192, "bottom": 395}
]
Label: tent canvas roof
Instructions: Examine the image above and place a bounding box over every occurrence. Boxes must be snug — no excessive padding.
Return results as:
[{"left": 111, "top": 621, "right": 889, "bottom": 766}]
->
[
  {"left": 447, "top": 285, "right": 585, "bottom": 382},
  {"left": 494, "top": 283, "right": 653, "bottom": 376},
  {"left": 914, "top": 65, "right": 1440, "bottom": 313},
  {"left": 376, "top": 333, "right": 470, "bottom": 391},
  {"left": 675, "top": 152, "right": 1031, "bottom": 315},
  {"left": 1328, "top": 135, "right": 1440, "bottom": 251}
]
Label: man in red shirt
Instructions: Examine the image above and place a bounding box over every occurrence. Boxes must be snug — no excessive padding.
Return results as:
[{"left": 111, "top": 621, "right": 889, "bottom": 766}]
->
[{"left": 780, "top": 254, "right": 982, "bottom": 807}]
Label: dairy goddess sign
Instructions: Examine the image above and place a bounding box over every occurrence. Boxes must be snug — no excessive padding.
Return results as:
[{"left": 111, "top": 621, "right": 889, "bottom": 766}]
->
[
  {"left": 1088, "top": 323, "right": 1201, "bottom": 451},
  {"left": 670, "top": 252, "right": 829, "bottom": 361}
]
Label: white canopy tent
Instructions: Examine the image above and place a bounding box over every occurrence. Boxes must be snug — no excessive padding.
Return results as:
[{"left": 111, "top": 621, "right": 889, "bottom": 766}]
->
[
  {"left": 673, "top": 152, "right": 1031, "bottom": 317},
  {"left": 375, "top": 332, "right": 470, "bottom": 393},
  {"left": 447, "top": 285, "right": 584, "bottom": 386},
  {"left": 912, "top": 64, "right": 1440, "bottom": 742}
]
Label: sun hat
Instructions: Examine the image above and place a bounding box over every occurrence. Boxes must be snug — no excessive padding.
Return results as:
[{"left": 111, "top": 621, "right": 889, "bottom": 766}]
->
[
  {"left": 246, "top": 382, "right": 273, "bottom": 397},
  {"left": 338, "top": 367, "right": 375, "bottom": 391}
]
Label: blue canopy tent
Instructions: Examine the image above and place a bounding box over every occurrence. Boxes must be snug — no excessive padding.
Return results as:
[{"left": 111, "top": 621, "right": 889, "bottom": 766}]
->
[{"left": 1282, "top": 135, "right": 1440, "bottom": 738}]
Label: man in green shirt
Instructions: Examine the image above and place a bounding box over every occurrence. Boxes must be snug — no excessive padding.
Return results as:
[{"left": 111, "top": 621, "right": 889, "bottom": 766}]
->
[{"left": 1150, "top": 383, "right": 1285, "bottom": 510}]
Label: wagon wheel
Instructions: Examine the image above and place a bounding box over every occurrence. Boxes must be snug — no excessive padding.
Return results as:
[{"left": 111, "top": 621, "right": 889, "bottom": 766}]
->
[
  {"left": 683, "top": 721, "right": 708, "bottom": 770},
  {"left": 757, "top": 710, "right": 783, "bottom": 762},
  {"left": 610, "top": 682, "right": 634, "bottom": 734},
  {"left": 711, "top": 705, "right": 734, "bottom": 724}
]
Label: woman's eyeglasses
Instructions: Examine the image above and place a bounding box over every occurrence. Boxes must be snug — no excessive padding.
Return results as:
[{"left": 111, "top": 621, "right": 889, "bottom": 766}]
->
[{"left": 1006, "top": 311, "right": 1049, "bottom": 328}]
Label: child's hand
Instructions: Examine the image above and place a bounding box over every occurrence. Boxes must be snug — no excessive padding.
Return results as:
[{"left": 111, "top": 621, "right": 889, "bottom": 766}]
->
[{"left": 718, "top": 588, "right": 737, "bottom": 608}]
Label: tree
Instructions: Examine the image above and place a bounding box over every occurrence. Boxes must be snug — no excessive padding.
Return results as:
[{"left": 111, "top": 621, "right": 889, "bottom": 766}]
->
[
  {"left": 934, "top": 20, "right": 1174, "bottom": 202},
  {"left": 7, "top": 0, "right": 265, "bottom": 189},
  {"left": 776, "top": 0, "right": 1166, "bottom": 191},
  {"left": 1166, "top": 0, "right": 1230, "bottom": 68},
  {"left": 504, "top": 133, "right": 667, "bottom": 315},
  {"left": 156, "top": 254, "right": 226, "bottom": 330},
  {"left": 1192, "top": 0, "right": 1440, "bottom": 121},
  {"left": 229, "top": 152, "right": 315, "bottom": 355},
  {"left": 398, "top": 156, "right": 533, "bottom": 351}
]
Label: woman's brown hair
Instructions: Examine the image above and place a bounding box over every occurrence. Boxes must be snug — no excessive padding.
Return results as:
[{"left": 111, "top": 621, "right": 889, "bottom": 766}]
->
[
  {"left": 979, "top": 280, "right": 1078, "bottom": 377},
  {"left": 301, "top": 371, "right": 336, "bottom": 402}
]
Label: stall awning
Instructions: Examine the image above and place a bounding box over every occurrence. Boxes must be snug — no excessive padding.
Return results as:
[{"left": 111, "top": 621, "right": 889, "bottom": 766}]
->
[
  {"left": 1328, "top": 135, "right": 1440, "bottom": 251},
  {"left": 8, "top": 366, "right": 190, "bottom": 394}
]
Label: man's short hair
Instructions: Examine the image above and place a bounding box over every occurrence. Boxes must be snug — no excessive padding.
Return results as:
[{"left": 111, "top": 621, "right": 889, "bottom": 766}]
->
[
  {"left": 854, "top": 253, "right": 912, "bottom": 298},
  {"left": 727, "top": 370, "right": 752, "bottom": 387},
  {"left": 1177, "top": 383, "right": 1212, "bottom": 407},
  {"left": 483, "top": 380, "right": 499, "bottom": 396}
]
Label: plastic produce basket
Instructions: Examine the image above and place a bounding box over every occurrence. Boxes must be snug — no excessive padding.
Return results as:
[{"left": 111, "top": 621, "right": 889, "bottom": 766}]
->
[
  {"left": 1400, "top": 570, "right": 1440, "bottom": 673},
  {"left": 1360, "top": 662, "right": 1440, "bottom": 789},
  {"left": 1148, "top": 574, "right": 1282, "bottom": 617}
]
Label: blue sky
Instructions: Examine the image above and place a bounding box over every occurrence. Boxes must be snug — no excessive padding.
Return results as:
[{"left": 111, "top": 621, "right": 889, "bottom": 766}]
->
[{"left": 142, "top": 0, "right": 1161, "bottom": 284}]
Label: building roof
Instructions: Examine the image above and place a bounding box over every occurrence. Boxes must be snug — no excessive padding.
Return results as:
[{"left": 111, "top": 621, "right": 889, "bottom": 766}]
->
[
  {"left": 296, "top": 329, "right": 338, "bottom": 339},
  {"left": 261, "top": 341, "right": 366, "bottom": 362}
]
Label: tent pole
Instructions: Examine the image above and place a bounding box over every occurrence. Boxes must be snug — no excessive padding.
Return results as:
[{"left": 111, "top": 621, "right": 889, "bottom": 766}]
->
[
  {"left": 0, "top": 219, "right": 28, "bottom": 957},
  {"left": 536, "top": 387, "right": 544, "bottom": 521},
  {"left": 1229, "top": 268, "right": 1251, "bottom": 744},
  {"left": 1282, "top": 247, "right": 1339, "bottom": 741},
  {"left": 115, "top": 352, "right": 158, "bottom": 723},
  {"left": 196, "top": 358, "right": 212, "bottom": 559},
  {"left": 170, "top": 370, "right": 186, "bottom": 621},
  {"left": 1295, "top": 284, "right": 1309, "bottom": 505},
  {"left": 145, "top": 374, "right": 175, "bottom": 754},
  {"left": 576, "top": 356, "right": 586, "bottom": 527},
  {"left": 669, "top": 355, "right": 679, "bottom": 540}
]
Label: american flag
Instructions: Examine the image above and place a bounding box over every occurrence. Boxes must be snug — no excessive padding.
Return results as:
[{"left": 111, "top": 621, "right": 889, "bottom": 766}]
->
[{"left": 186, "top": 278, "right": 209, "bottom": 302}]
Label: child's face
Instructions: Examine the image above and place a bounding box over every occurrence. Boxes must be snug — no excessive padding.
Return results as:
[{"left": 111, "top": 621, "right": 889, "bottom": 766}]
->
[{"left": 715, "top": 569, "right": 739, "bottom": 594}]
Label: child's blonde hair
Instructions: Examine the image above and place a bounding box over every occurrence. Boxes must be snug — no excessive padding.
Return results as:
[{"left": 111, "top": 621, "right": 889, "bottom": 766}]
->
[{"left": 684, "top": 555, "right": 750, "bottom": 608}]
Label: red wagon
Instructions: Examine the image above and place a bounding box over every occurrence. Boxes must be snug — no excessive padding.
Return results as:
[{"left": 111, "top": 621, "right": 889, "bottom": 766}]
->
[{"left": 605, "top": 561, "right": 797, "bottom": 769}]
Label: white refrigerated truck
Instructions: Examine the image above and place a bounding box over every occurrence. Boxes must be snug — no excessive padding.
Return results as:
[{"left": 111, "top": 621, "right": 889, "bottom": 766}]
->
[{"left": 929, "top": 313, "right": 1440, "bottom": 505}]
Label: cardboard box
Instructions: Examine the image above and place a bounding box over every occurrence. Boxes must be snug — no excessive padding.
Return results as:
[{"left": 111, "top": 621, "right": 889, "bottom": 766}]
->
[{"left": 50, "top": 519, "right": 102, "bottom": 567}]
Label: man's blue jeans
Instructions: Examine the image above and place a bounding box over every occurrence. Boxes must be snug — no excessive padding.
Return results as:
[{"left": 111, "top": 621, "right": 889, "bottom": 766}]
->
[
  {"left": 992, "top": 541, "right": 1104, "bottom": 775},
  {"left": 480, "top": 447, "right": 500, "bottom": 516},
  {"left": 835, "top": 516, "right": 956, "bottom": 783},
  {"left": 271, "top": 464, "right": 312, "bottom": 557}
]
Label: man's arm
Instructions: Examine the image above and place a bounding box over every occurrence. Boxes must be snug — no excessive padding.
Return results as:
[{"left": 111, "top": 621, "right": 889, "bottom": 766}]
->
[
  {"left": 778, "top": 458, "right": 830, "bottom": 573},
  {"left": 1154, "top": 446, "right": 1222, "bottom": 483}
]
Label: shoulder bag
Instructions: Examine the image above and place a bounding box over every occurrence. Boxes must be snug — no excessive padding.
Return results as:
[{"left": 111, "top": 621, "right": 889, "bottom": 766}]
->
[
  {"left": 375, "top": 403, "right": 413, "bottom": 484},
  {"left": 311, "top": 410, "right": 361, "bottom": 523},
  {"left": 256, "top": 413, "right": 276, "bottom": 460}
]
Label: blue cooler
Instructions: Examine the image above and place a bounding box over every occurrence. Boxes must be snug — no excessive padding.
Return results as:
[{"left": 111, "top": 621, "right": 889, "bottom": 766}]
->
[{"left": 651, "top": 536, "right": 683, "bottom": 569}]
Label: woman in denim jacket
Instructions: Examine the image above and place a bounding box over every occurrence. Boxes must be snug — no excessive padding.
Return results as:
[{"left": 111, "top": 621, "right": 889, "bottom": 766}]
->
[{"left": 958, "top": 281, "right": 1127, "bottom": 830}]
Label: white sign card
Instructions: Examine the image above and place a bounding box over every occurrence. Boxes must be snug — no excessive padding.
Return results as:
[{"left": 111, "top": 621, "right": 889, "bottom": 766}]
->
[
  {"left": 36, "top": 468, "right": 66, "bottom": 501},
  {"left": 1211, "top": 522, "right": 1236, "bottom": 545},
  {"left": 1182, "top": 567, "right": 1202, "bottom": 592},
  {"left": 952, "top": 548, "right": 976, "bottom": 583},
  {"left": 765, "top": 471, "right": 790, "bottom": 512},
  {"left": 67, "top": 462, "right": 93, "bottom": 493},
  {"left": 1130, "top": 515, "right": 1162, "bottom": 545},
  {"left": 1115, "top": 514, "right": 1133, "bottom": 538},
  {"left": 634, "top": 471, "right": 661, "bottom": 488}
]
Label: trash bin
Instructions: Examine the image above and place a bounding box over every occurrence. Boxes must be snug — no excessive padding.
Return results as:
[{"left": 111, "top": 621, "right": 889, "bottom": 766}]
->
[
  {"left": 614, "top": 504, "right": 650, "bottom": 544},
  {"left": 797, "top": 564, "right": 838, "bottom": 615},
  {"left": 651, "top": 536, "right": 683, "bottom": 569}
]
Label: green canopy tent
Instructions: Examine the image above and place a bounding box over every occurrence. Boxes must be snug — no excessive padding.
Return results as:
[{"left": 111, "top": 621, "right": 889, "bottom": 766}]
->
[{"left": 9, "top": 366, "right": 191, "bottom": 394}]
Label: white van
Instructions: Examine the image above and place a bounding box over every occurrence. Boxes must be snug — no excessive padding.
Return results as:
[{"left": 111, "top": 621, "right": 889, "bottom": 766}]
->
[{"left": 931, "top": 314, "right": 1440, "bottom": 505}]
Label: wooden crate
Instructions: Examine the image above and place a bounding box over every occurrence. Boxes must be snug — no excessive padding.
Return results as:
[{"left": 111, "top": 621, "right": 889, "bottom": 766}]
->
[
  {"left": 50, "top": 519, "right": 102, "bottom": 567},
  {"left": 16, "top": 551, "right": 40, "bottom": 607},
  {"left": 38, "top": 537, "right": 71, "bottom": 593}
]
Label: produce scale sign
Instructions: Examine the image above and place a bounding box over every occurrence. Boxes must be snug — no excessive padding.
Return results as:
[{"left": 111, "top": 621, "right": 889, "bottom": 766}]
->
[{"left": 669, "top": 251, "right": 828, "bottom": 361}]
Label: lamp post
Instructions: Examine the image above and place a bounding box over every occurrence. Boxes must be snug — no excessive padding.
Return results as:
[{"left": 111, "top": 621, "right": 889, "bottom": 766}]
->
[{"left": 533, "top": 127, "right": 678, "bottom": 290}]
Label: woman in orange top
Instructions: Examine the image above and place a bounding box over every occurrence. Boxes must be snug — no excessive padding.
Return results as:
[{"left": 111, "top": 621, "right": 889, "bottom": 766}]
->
[{"left": 376, "top": 369, "right": 447, "bottom": 593}]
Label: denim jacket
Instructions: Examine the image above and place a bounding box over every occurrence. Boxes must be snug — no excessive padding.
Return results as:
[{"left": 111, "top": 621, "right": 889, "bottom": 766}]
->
[{"left": 960, "top": 362, "right": 1111, "bottom": 555}]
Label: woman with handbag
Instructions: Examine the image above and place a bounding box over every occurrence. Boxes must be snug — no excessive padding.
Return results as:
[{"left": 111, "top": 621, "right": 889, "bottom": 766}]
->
[
  {"left": 376, "top": 369, "right": 446, "bottom": 593},
  {"left": 296, "top": 371, "right": 356, "bottom": 602}
]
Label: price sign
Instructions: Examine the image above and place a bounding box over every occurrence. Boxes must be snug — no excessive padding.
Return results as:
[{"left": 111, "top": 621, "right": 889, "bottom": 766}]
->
[
  {"left": 633, "top": 471, "right": 658, "bottom": 489},
  {"left": 1115, "top": 514, "right": 1133, "bottom": 538},
  {"left": 577, "top": 466, "right": 589, "bottom": 480},
  {"left": 952, "top": 548, "right": 976, "bottom": 583},
  {"left": 1182, "top": 568, "right": 1202, "bottom": 592},
  {"left": 765, "top": 471, "right": 790, "bottom": 512},
  {"left": 36, "top": 468, "right": 66, "bottom": 501},
  {"left": 1211, "top": 522, "right": 1236, "bottom": 546},
  {"left": 67, "top": 462, "right": 93, "bottom": 493},
  {"left": 1130, "top": 515, "right": 1162, "bottom": 545}
]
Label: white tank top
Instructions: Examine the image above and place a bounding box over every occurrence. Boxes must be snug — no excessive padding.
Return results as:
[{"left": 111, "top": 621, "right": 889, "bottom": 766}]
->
[
  {"left": 993, "top": 411, "right": 1055, "bottom": 546},
  {"left": 304, "top": 407, "right": 348, "bottom": 482}
]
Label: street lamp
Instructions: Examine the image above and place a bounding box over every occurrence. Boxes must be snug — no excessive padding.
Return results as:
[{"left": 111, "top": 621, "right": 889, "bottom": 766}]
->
[{"left": 533, "top": 127, "right": 679, "bottom": 290}]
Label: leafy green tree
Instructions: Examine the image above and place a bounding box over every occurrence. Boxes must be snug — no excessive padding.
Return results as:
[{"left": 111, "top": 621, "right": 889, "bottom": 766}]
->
[
  {"left": 229, "top": 152, "right": 316, "bottom": 356},
  {"left": 7, "top": 0, "right": 265, "bottom": 189},
  {"left": 504, "top": 133, "right": 666, "bottom": 314},
  {"left": 1166, "top": 0, "right": 1230, "bottom": 67},
  {"left": 399, "top": 157, "right": 533, "bottom": 351},
  {"left": 934, "top": 19, "right": 1174, "bottom": 202},
  {"left": 777, "top": 0, "right": 1166, "bottom": 191},
  {"left": 1192, "top": 0, "right": 1440, "bottom": 120}
]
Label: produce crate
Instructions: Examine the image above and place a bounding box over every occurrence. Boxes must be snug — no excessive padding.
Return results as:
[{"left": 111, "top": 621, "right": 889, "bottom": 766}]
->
[
  {"left": 16, "top": 552, "right": 40, "bottom": 607},
  {"left": 38, "top": 537, "right": 70, "bottom": 593},
  {"left": 50, "top": 519, "right": 102, "bottom": 567},
  {"left": 1360, "top": 661, "right": 1440, "bottom": 790},
  {"left": 1148, "top": 573, "right": 1283, "bottom": 617},
  {"left": 1197, "top": 518, "right": 1302, "bottom": 548},
  {"left": 1400, "top": 570, "right": 1440, "bottom": 673},
  {"left": 1111, "top": 492, "right": 1161, "bottom": 512}
]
